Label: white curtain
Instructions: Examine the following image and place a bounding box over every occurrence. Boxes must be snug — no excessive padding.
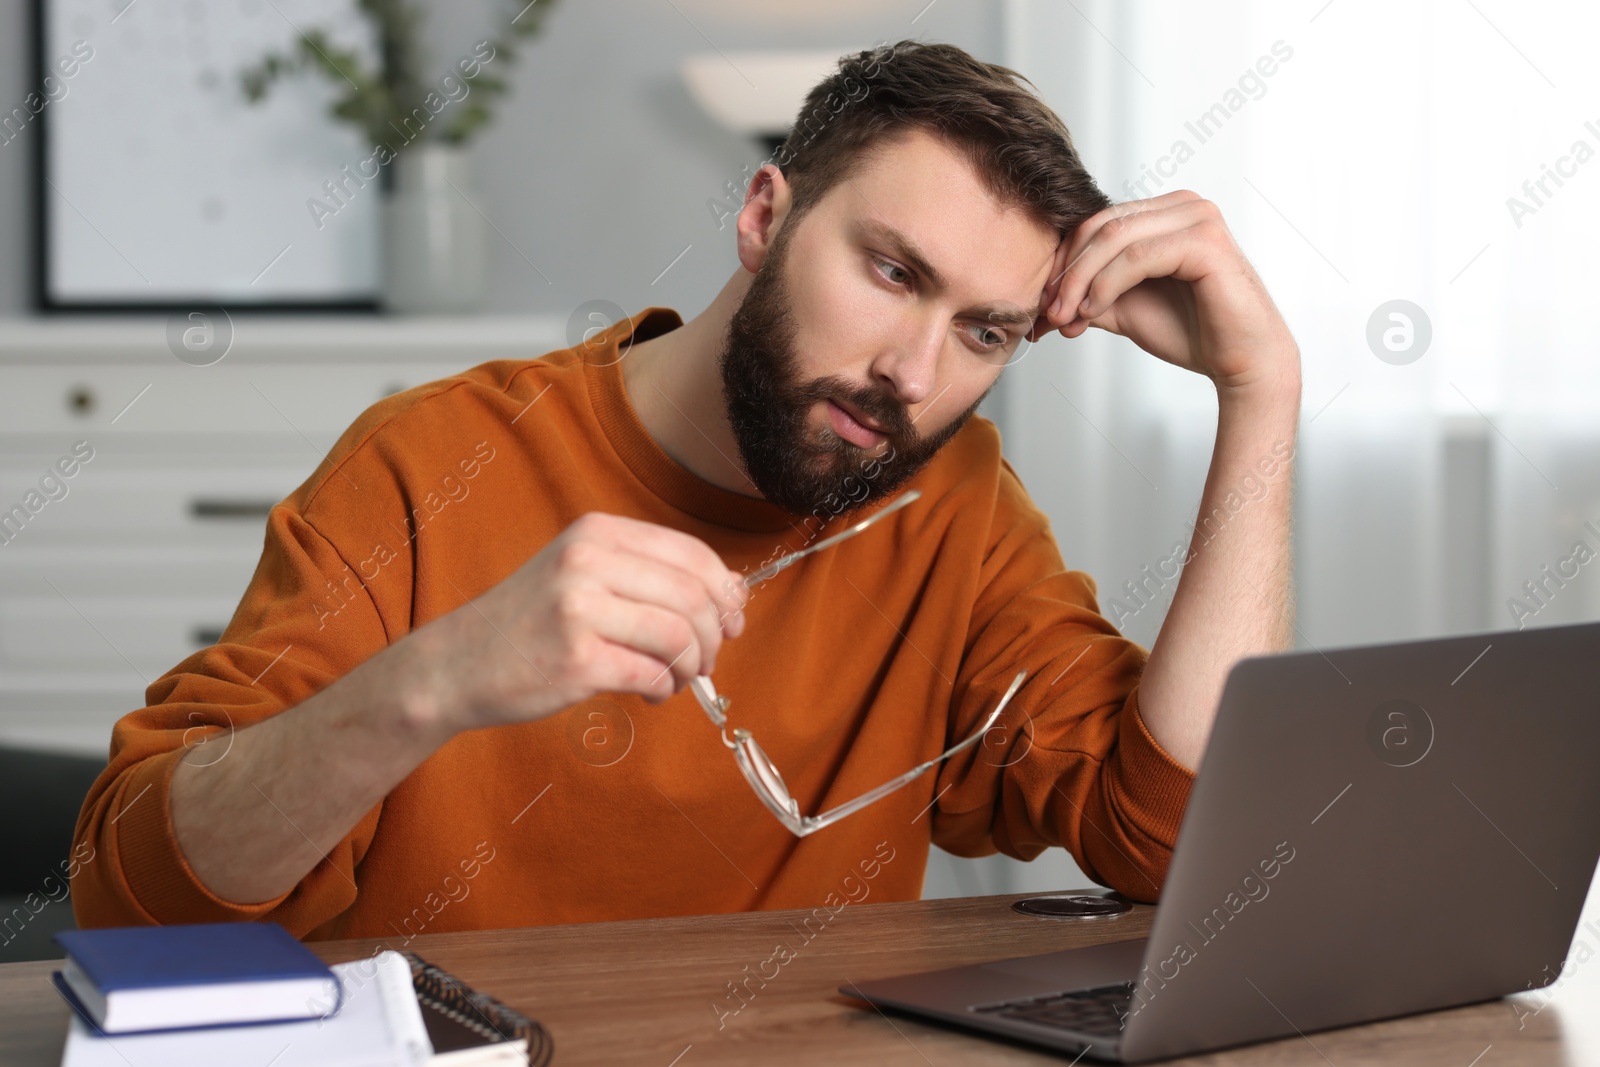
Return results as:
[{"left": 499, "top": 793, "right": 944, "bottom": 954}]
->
[{"left": 925, "top": 0, "right": 1600, "bottom": 898}]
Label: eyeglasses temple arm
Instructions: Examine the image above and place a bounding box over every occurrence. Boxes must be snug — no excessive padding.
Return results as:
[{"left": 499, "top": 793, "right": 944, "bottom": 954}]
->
[
  {"left": 744, "top": 490, "right": 922, "bottom": 587},
  {"left": 798, "top": 670, "right": 1027, "bottom": 833}
]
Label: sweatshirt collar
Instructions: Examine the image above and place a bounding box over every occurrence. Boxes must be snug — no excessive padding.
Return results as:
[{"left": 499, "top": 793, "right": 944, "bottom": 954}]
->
[{"left": 585, "top": 306, "right": 799, "bottom": 535}]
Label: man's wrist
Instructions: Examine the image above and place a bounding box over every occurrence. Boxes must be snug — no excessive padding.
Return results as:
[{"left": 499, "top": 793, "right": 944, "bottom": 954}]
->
[
  {"left": 1216, "top": 350, "right": 1301, "bottom": 416},
  {"left": 375, "top": 619, "right": 467, "bottom": 752}
]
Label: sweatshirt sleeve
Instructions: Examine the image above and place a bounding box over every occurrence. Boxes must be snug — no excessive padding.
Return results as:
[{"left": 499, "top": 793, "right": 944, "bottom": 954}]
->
[
  {"left": 929, "top": 459, "right": 1197, "bottom": 903},
  {"left": 69, "top": 497, "right": 393, "bottom": 934}
]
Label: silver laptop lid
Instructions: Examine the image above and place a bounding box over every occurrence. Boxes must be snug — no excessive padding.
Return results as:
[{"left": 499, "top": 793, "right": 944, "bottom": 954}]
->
[{"left": 1121, "top": 619, "right": 1600, "bottom": 1063}]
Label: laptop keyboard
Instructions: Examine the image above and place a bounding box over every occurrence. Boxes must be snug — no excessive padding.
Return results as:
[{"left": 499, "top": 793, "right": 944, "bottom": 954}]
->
[{"left": 969, "top": 980, "right": 1134, "bottom": 1037}]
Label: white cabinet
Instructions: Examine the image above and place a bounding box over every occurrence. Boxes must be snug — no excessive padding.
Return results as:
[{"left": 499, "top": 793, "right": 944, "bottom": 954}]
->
[{"left": 0, "top": 315, "right": 564, "bottom": 755}]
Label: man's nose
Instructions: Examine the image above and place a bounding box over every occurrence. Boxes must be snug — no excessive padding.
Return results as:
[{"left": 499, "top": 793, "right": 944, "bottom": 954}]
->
[{"left": 868, "top": 317, "right": 943, "bottom": 407}]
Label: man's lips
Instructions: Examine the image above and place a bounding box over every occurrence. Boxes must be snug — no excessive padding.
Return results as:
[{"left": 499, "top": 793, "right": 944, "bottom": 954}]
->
[
  {"left": 825, "top": 398, "right": 888, "bottom": 448},
  {"left": 832, "top": 395, "right": 890, "bottom": 432}
]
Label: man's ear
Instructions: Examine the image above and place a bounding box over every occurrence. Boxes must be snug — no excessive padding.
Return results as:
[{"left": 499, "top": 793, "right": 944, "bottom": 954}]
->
[{"left": 735, "top": 163, "right": 793, "bottom": 274}]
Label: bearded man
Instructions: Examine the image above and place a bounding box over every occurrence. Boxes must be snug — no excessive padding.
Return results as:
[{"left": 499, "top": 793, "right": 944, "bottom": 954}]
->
[{"left": 73, "top": 39, "right": 1300, "bottom": 940}]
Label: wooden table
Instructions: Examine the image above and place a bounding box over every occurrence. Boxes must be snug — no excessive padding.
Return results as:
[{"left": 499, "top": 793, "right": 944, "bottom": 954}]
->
[{"left": 4, "top": 890, "right": 1595, "bottom": 1065}]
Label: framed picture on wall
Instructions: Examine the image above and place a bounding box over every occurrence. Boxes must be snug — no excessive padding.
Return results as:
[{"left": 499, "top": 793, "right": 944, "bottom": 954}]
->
[{"left": 31, "top": 0, "right": 381, "bottom": 311}]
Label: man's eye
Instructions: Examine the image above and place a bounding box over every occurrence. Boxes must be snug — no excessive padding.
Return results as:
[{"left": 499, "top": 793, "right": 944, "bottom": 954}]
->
[
  {"left": 969, "top": 324, "right": 1009, "bottom": 348},
  {"left": 871, "top": 256, "right": 911, "bottom": 286}
]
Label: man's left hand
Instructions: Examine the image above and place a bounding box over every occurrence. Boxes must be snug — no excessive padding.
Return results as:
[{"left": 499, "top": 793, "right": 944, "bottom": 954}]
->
[{"left": 1025, "top": 190, "right": 1299, "bottom": 399}]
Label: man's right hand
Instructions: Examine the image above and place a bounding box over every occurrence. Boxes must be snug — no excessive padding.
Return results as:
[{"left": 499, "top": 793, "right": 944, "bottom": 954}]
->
[
  {"left": 424, "top": 513, "right": 750, "bottom": 733},
  {"left": 164, "top": 512, "right": 748, "bottom": 907}
]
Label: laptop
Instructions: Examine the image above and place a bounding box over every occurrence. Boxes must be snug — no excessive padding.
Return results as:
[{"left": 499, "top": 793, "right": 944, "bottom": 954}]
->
[{"left": 844, "top": 618, "right": 1600, "bottom": 1062}]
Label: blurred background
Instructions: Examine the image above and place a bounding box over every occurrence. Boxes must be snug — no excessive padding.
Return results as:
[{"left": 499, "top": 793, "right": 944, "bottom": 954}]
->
[{"left": 0, "top": 0, "right": 1597, "bottom": 959}]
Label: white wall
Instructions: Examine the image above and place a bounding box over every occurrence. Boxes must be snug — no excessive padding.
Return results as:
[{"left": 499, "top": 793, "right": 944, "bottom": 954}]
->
[{"left": 0, "top": 0, "right": 1006, "bottom": 317}]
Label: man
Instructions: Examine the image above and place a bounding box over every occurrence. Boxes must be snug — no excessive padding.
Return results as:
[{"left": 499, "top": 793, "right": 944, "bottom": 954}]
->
[{"left": 73, "top": 40, "right": 1299, "bottom": 941}]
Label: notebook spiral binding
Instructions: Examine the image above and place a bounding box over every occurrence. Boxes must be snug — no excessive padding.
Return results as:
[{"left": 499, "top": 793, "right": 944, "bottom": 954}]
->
[{"left": 401, "top": 952, "right": 554, "bottom": 1067}]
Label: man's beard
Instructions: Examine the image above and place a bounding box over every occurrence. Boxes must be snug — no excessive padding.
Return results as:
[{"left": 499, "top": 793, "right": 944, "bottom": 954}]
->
[{"left": 718, "top": 228, "right": 990, "bottom": 517}]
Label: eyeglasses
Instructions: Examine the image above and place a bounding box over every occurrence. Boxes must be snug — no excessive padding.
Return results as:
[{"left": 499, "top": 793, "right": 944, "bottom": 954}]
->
[
  {"left": 691, "top": 489, "right": 1028, "bottom": 836},
  {"left": 691, "top": 670, "right": 1026, "bottom": 837}
]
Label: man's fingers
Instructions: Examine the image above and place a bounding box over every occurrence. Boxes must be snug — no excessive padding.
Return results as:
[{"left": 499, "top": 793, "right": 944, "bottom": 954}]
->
[
  {"left": 586, "top": 594, "right": 707, "bottom": 690},
  {"left": 1028, "top": 191, "right": 1210, "bottom": 343},
  {"left": 1060, "top": 189, "right": 1206, "bottom": 280},
  {"left": 1046, "top": 199, "right": 1215, "bottom": 331},
  {"left": 1029, "top": 239, "right": 1073, "bottom": 342},
  {"left": 589, "top": 636, "right": 678, "bottom": 704},
  {"left": 570, "top": 512, "right": 748, "bottom": 618},
  {"left": 1075, "top": 237, "right": 1192, "bottom": 323},
  {"left": 592, "top": 546, "right": 734, "bottom": 671}
]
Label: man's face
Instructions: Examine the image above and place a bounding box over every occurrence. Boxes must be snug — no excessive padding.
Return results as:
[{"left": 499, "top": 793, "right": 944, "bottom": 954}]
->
[{"left": 720, "top": 127, "right": 1061, "bottom": 517}]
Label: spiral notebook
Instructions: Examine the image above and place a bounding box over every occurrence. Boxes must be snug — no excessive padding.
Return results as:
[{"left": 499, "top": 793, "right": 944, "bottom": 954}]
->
[
  {"left": 59, "top": 950, "right": 552, "bottom": 1067},
  {"left": 403, "top": 952, "right": 553, "bottom": 1067}
]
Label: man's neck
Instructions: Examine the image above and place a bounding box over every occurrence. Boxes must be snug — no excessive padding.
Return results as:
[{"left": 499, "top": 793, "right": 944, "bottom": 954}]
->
[{"left": 621, "top": 270, "right": 762, "bottom": 498}]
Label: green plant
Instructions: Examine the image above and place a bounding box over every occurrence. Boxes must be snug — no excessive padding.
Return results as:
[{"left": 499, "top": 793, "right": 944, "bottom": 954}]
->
[{"left": 239, "top": 0, "right": 558, "bottom": 150}]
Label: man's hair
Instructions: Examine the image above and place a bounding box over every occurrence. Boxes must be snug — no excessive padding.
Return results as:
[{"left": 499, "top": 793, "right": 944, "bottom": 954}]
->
[{"left": 773, "top": 39, "right": 1111, "bottom": 241}]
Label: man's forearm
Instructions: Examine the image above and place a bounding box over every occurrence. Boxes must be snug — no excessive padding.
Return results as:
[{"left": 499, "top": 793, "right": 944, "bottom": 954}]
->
[
  {"left": 161, "top": 510, "right": 748, "bottom": 908},
  {"left": 168, "top": 623, "right": 459, "bottom": 905},
  {"left": 1136, "top": 373, "right": 1301, "bottom": 771}
]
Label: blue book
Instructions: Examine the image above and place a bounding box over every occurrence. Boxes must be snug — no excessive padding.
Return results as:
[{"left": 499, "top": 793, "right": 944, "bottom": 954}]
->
[{"left": 52, "top": 922, "right": 341, "bottom": 1035}]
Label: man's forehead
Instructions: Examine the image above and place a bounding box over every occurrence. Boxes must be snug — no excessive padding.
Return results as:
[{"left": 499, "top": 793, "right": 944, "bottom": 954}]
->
[{"left": 827, "top": 129, "right": 1060, "bottom": 317}]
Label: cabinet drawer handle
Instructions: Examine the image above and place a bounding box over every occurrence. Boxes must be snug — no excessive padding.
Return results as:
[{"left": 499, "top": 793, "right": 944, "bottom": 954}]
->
[
  {"left": 191, "top": 626, "right": 225, "bottom": 646},
  {"left": 190, "top": 499, "right": 275, "bottom": 519}
]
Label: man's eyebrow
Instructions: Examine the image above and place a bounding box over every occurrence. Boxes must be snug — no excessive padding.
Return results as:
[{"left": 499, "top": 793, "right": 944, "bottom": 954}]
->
[
  {"left": 974, "top": 301, "right": 1043, "bottom": 330},
  {"left": 853, "top": 217, "right": 1041, "bottom": 333}
]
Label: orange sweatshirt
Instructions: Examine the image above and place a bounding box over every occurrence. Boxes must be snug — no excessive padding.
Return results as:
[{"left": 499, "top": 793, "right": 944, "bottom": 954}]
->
[{"left": 72, "top": 307, "right": 1197, "bottom": 942}]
